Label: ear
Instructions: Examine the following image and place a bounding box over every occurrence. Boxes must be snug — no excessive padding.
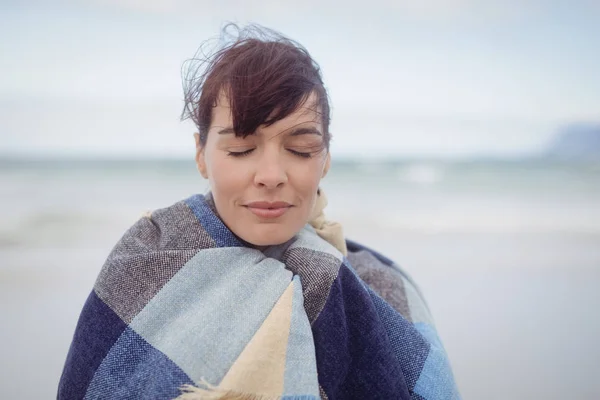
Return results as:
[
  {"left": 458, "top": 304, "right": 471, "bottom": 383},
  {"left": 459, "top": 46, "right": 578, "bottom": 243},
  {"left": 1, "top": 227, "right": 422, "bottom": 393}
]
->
[
  {"left": 321, "top": 151, "right": 331, "bottom": 178},
  {"left": 194, "top": 133, "right": 208, "bottom": 179}
]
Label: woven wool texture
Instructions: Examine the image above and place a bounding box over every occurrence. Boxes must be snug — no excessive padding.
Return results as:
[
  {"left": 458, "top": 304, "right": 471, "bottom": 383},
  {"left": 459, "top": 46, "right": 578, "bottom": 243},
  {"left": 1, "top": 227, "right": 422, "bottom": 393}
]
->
[{"left": 58, "top": 194, "right": 460, "bottom": 400}]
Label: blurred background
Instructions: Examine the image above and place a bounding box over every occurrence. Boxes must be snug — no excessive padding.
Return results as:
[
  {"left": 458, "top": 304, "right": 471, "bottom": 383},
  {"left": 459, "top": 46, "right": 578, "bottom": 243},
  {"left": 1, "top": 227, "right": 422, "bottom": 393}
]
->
[{"left": 1, "top": 1, "right": 599, "bottom": 399}]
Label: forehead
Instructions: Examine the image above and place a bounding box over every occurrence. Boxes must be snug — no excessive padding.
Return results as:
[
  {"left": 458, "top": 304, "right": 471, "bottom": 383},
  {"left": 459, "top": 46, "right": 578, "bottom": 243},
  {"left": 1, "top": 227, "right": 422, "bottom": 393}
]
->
[{"left": 211, "top": 91, "right": 322, "bottom": 131}]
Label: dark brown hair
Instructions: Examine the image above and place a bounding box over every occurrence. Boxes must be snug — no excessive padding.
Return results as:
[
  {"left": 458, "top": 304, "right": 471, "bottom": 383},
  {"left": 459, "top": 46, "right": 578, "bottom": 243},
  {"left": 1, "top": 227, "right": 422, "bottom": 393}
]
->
[{"left": 181, "top": 24, "right": 331, "bottom": 148}]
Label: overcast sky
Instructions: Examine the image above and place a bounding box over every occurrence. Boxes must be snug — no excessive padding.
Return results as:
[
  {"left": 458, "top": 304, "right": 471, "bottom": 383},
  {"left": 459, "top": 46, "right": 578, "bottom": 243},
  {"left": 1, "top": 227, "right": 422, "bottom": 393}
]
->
[{"left": 1, "top": 0, "right": 599, "bottom": 158}]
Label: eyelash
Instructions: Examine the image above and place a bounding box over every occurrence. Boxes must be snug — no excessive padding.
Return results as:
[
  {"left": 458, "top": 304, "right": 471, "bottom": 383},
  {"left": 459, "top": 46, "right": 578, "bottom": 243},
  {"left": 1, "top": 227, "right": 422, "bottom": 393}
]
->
[
  {"left": 227, "top": 149, "right": 312, "bottom": 158},
  {"left": 288, "top": 149, "right": 312, "bottom": 158},
  {"left": 227, "top": 149, "right": 254, "bottom": 157}
]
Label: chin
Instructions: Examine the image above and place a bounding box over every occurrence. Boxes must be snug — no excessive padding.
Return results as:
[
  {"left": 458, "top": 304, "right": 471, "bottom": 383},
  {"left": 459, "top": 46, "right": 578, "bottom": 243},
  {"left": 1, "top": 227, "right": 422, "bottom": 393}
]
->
[{"left": 242, "top": 225, "right": 297, "bottom": 247}]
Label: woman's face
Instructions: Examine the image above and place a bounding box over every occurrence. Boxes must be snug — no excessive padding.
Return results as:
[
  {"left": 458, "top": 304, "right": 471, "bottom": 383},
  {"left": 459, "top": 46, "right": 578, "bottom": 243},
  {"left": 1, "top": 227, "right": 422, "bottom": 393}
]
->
[{"left": 195, "top": 92, "right": 330, "bottom": 246}]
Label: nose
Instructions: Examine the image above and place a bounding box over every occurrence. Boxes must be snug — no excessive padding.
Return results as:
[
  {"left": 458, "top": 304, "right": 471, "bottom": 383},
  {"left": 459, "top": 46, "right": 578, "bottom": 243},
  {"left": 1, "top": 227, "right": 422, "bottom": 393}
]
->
[{"left": 253, "top": 150, "right": 288, "bottom": 189}]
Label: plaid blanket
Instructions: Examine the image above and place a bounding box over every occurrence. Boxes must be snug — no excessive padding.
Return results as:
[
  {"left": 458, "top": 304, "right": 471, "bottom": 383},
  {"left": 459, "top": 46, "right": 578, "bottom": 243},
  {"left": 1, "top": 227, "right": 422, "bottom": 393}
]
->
[{"left": 58, "top": 194, "right": 460, "bottom": 400}]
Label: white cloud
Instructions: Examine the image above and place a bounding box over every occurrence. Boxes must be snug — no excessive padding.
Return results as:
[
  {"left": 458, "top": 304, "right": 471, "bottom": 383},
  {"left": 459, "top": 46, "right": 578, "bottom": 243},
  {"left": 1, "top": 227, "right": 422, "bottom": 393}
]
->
[
  {"left": 62, "top": 0, "right": 554, "bottom": 22},
  {"left": 1, "top": 1, "right": 598, "bottom": 157},
  {"left": 5, "top": 0, "right": 598, "bottom": 22}
]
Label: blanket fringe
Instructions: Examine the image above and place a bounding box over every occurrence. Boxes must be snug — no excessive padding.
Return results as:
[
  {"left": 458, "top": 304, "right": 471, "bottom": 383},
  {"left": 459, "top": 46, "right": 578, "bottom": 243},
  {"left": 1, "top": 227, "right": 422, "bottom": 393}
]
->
[{"left": 175, "top": 379, "right": 280, "bottom": 400}]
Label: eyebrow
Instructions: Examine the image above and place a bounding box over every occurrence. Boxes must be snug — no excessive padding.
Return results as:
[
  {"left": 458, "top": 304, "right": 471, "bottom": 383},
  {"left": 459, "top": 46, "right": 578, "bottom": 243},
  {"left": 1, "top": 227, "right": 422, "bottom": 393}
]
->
[
  {"left": 217, "top": 127, "right": 236, "bottom": 135},
  {"left": 288, "top": 127, "right": 322, "bottom": 136},
  {"left": 217, "top": 126, "right": 322, "bottom": 136}
]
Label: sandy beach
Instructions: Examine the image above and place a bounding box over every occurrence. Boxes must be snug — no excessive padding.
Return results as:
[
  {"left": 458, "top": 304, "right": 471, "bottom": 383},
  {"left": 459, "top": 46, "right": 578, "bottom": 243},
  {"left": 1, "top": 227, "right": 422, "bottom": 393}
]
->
[{"left": 1, "top": 158, "right": 599, "bottom": 399}]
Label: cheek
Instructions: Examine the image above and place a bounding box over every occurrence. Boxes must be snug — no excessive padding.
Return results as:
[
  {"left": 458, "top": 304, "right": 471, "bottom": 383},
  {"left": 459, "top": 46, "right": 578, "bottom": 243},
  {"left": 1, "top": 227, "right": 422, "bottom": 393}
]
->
[
  {"left": 292, "top": 159, "right": 325, "bottom": 196},
  {"left": 207, "top": 155, "right": 249, "bottom": 197}
]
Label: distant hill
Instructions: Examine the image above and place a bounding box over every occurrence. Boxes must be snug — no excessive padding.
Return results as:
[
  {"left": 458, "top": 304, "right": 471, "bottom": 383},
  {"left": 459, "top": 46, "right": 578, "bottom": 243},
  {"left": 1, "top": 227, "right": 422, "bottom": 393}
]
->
[{"left": 545, "top": 124, "right": 600, "bottom": 161}]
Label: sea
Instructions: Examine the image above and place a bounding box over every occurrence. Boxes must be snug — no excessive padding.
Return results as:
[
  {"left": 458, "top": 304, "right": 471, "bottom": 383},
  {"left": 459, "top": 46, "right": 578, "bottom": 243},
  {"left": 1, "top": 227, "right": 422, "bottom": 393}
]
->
[{"left": 1, "top": 157, "right": 599, "bottom": 399}]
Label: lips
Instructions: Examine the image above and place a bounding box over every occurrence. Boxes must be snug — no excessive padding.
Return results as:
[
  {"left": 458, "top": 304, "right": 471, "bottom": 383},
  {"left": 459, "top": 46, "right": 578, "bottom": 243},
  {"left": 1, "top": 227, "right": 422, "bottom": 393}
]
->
[{"left": 245, "top": 201, "right": 292, "bottom": 219}]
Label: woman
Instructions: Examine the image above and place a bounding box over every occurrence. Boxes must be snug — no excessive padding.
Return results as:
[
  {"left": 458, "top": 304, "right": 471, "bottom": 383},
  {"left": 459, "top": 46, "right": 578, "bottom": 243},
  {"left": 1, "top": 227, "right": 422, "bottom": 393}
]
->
[{"left": 58, "top": 25, "right": 460, "bottom": 400}]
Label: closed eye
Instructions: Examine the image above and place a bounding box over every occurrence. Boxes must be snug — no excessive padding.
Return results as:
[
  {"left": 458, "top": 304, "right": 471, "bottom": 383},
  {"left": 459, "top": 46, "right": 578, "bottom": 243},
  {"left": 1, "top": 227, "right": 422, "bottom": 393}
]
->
[
  {"left": 287, "top": 149, "right": 312, "bottom": 158},
  {"left": 227, "top": 149, "right": 255, "bottom": 157},
  {"left": 228, "top": 148, "right": 315, "bottom": 158}
]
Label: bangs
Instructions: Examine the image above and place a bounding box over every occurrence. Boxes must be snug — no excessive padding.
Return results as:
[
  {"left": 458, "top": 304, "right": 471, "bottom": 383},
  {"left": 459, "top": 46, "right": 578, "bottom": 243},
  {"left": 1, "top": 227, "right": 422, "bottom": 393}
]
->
[{"left": 181, "top": 24, "right": 330, "bottom": 146}]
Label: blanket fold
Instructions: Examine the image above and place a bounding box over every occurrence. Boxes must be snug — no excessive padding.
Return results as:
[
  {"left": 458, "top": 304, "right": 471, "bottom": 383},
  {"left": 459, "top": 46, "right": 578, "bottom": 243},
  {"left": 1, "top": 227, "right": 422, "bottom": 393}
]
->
[{"left": 58, "top": 194, "right": 460, "bottom": 400}]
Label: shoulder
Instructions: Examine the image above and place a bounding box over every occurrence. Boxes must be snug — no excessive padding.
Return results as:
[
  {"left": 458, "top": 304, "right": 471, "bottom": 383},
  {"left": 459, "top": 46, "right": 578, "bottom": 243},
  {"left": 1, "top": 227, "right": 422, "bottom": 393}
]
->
[
  {"left": 345, "top": 239, "right": 434, "bottom": 325},
  {"left": 93, "top": 197, "right": 214, "bottom": 322},
  {"left": 96, "top": 196, "right": 211, "bottom": 291},
  {"left": 116, "top": 196, "right": 214, "bottom": 254}
]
